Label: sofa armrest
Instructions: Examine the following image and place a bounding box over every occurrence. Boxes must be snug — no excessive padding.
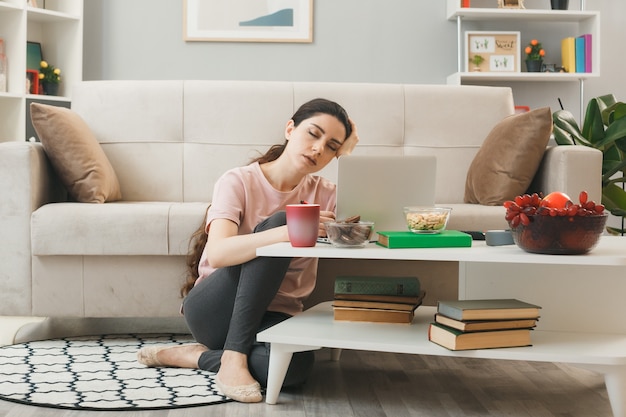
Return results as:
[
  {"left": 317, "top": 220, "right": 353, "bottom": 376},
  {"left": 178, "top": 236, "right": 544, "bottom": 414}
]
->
[
  {"left": 0, "top": 142, "right": 66, "bottom": 316},
  {"left": 529, "top": 145, "right": 603, "bottom": 202}
]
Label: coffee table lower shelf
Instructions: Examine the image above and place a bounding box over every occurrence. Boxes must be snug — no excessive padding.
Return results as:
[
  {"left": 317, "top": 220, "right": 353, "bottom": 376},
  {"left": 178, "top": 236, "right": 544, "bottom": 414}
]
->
[{"left": 257, "top": 301, "right": 626, "bottom": 416}]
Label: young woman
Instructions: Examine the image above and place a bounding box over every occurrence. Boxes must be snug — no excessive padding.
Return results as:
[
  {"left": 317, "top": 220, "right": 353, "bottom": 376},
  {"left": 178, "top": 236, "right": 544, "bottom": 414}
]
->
[{"left": 137, "top": 98, "right": 358, "bottom": 403}]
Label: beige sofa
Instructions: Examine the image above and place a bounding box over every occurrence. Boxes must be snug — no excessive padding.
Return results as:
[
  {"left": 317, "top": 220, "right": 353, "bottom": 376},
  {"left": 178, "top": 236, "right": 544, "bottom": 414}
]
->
[{"left": 0, "top": 80, "right": 601, "bottom": 321}]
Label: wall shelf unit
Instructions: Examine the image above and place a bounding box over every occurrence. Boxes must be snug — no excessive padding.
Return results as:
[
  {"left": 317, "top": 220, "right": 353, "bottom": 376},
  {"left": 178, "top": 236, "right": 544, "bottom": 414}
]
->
[
  {"left": 446, "top": 0, "right": 600, "bottom": 117},
  {"left": 0, "top": 0, "right": 83, "bottom": 142}
]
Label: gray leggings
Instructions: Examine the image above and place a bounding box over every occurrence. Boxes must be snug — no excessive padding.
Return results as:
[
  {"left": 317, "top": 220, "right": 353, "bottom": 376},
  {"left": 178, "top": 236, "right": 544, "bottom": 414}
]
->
[{"left": 182, "top": 211, "right": 315, "bottom": 388}]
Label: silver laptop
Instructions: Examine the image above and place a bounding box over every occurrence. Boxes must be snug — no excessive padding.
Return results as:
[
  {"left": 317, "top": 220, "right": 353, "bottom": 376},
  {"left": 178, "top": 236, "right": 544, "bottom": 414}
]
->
[{"left": 335, "top": 155, "right": 437, "bottom": 237}]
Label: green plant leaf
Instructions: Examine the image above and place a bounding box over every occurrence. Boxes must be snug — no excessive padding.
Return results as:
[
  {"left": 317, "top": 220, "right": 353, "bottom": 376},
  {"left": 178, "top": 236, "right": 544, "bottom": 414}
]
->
[
  {"left": 595, "top": 116, "right": 626, "bottom": 152},
  {"left": 602, "top": 182, "right": 626, "bottom": 217},
  {"left": 612, "top": 102, "right": 626, "bottom": 122},
  {"left": 552, "top": 110, "right": 590, "bottom": 146},
  {"left": 597, "top": 94, "right": 618, "bottom": 124},
  {"left": 553, "top": 125, "right": 576, "bottom": 145},
  {"left": 582, "top": 98, "right": 607, "bottom": 146},
  {"left": 606, "top": 175, "right": 626, "bottom": 186},
  {"left": 606, "top": 226, "right": 626, "bottom": 236},
  {"left": 602, "top": 159, "right": 626, "bottom": 184}
]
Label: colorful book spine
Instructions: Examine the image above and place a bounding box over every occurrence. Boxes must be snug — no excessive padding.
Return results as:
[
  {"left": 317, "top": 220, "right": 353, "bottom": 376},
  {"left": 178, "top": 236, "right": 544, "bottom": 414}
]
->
[
  {"left": 575, "top": 36, "right": 585, "bottom": 73},
  {"left": 561, "top": 37, "right": 576, "bottom": 73},
  {"left": 582, "top": 33, "right": 592, "bottom": 73},
  {"left": 461, "top": 0, "right": 471, "bottom": 7}
]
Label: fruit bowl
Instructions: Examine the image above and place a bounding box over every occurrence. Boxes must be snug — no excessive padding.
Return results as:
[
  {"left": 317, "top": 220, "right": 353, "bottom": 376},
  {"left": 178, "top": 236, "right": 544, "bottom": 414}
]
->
[
  {"left": 404, "top": 207, "right": 451, "bottom": 234},
  {"left": 505, "top": 191, "right": 607, "bottom": 255},
  {"left": 324, "top": 221, "right": 375, "bottom": 248},
  {"left": 510, "top": 213, "right": 608, "bottom": 255}
]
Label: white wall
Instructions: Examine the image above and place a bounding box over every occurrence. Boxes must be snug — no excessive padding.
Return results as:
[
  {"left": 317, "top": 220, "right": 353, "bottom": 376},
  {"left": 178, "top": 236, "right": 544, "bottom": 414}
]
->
[{"left": 83, "top": 0, "right": 626, "bottom": 121}]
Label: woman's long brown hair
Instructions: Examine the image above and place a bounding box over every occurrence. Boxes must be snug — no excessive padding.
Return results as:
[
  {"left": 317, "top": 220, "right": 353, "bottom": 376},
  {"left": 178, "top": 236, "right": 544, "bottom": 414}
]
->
[
  {"left": 181, "top": 209, "right": 209, "bottom": 297},
  {"left": 180, "top": 98, "right": 352, "bottom": 297}
]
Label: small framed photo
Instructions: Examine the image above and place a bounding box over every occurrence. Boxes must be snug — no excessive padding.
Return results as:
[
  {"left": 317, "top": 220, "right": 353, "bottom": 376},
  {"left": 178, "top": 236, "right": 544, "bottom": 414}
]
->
[
  {"left": 26, "top": 41, "right": 43, "bottom": 71},
  {"left": 465, "top": 31, "right": 520, "bottom": 73},
  {"left": 497, "top": 0, "right": 525, "bottom": 8}
]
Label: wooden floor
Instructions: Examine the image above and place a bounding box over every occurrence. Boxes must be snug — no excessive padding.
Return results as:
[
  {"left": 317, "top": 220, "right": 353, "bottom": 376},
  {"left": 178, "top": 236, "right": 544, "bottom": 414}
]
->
[{"left": 0, "top": 349, "right": 611, "bottom": 417}]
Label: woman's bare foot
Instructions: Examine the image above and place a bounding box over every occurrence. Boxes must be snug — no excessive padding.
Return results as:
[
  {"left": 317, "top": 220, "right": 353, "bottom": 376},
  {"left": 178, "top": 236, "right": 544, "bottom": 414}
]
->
[{"left": 137, "top": 343, "right": 208, "bottom": 368}]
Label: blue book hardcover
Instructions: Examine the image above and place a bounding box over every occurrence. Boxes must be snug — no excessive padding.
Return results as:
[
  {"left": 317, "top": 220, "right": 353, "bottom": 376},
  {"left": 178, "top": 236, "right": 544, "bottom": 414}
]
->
[{"left": 575, "top": 36, "right": 585, "bottom": 73}]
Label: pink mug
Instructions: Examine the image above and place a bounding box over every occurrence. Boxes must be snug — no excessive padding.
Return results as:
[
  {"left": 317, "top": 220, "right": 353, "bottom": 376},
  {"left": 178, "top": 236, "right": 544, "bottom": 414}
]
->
[{"left": 286, "top": 204, "right": 320, "bottom": 247}]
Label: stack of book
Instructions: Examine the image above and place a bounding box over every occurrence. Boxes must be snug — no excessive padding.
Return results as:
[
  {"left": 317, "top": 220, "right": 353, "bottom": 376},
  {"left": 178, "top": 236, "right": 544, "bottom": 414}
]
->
[
  {"left": 333, "top": 276, "right": 425, "bottom": 324},
  {"left": 561, "top": 34, "right": 592, "bottom": 73},
  {"left": 428, "top": 299, "right": 541, "bottom": 351}
]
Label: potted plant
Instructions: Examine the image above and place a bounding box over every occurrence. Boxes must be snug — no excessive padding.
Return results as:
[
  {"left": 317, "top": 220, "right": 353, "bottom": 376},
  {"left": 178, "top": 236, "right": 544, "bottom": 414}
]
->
[
  {"left": 551, "top": 0, "right": 569, "bottom": 9},
  {"left": 38, "top": 60, "right": 61, "bottom": 96},
  {"left": 553, "top": 94, "right": 626, "bottom": 235},
  {"left": 524, "top": 39, "right": 545, "bottom": 72},
  {"left": 469, "top": 54, "right": 485, "bottom": 71}
]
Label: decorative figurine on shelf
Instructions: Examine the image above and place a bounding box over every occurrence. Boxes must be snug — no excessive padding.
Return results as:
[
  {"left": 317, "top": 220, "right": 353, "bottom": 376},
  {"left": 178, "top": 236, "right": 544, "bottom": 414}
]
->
[
  {"left": 498, "top": 0, "right": 525, "bottom": 9},
  {"left": 524, "top": 39, "right": 545, "bottom": 72},
  {"left": 38, "top": 60, "right": 61, "bottom": 96}
]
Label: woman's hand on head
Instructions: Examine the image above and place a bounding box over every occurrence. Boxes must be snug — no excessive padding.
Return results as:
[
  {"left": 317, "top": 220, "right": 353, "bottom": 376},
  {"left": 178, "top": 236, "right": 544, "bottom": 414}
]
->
[
  {"left": 319, "top": 210, "right": 336, "bottom": 237},
  {"left": 336, "top": 118, "right": 359, "bottom": 158}
]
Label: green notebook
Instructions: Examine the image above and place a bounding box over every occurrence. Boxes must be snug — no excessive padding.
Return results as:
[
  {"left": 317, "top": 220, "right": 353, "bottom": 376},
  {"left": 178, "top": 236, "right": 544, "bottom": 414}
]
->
[{"left": 376, "top": 230, "right": 472, "bottom": 249}]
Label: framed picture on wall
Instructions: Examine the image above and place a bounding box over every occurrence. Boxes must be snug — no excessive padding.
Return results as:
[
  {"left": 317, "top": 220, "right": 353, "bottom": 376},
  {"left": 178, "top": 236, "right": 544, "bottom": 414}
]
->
[
  {"left": 183, "top": 0, "right": 313, "bottom": 43},
  {"left": 465, "top": 31, "right": 520, "bottom": 73}
]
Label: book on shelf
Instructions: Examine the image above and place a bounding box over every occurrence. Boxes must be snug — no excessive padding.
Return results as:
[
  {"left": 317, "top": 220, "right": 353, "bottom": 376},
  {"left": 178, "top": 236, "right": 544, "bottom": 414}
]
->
[
  {"left": 561, "top": 36, "right": 576, "bottom": 73},
  {"left": 434, "top": 313, "right": 538, "bottom": 332},
  {"left": 334, "top": 306, "right": 418, "bottom": 324},
  {"left": 428, "top": 322, "right": 533, "bottom": 351},
  {"left": 575, "top": 36, "right": 586, "bottom": 73},
  {"left": 333, "top": 291, "right": 426, "bottom": 324},
  {"left": 461, "top": 0, "right": 471, "bottom": 7},
  {"left": 581, "top": 33, "right": 592, "bottom": 72},
  {"left": 334, "top": 292, "right": 424, "bottom": 305},
  {"left": 436, "top": 299, "right": 541, "bottom": 321},
  {"left": 376, "top": 230, "right": 472, "bottom": 249},
  {"left": 334, "top": 275, "right": 420, "bottom": 297},
  {"left": 334, "top": 298, "right": 420, "bottom": 312}
]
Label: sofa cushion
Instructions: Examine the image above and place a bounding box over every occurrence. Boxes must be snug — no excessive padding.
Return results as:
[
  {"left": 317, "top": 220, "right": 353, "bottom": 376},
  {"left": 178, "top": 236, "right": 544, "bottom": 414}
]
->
[
  {"left": 31, "top": 202, "right": 209, "bottom": 256},
  {"left": 464, "top": 107, "right": 552, "bottom": 206},
  {"left": 30, "top": 103, "right": 122, "bottom": 203}
]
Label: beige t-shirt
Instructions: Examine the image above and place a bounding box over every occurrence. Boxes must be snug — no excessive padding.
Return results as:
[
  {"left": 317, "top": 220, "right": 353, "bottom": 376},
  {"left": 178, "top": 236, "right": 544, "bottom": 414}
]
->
[{"left": 197, "top": 162, "right": 336, "bottom": 316}]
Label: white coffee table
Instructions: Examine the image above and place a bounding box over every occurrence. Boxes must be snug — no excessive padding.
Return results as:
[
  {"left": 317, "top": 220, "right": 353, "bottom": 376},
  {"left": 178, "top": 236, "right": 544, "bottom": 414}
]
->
[{"left": 256, "top": 237, "right": 626, "bottom": 416}]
